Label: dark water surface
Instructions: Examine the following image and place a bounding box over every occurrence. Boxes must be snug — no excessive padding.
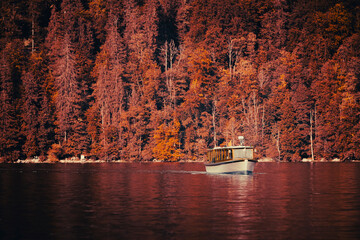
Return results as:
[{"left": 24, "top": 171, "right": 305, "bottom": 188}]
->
[{"left": 1, "top": 162, "right": 359, "bottom": 240}]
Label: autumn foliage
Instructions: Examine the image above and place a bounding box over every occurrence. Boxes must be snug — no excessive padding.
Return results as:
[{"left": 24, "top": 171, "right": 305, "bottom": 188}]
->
[
  {"left": 153, "top": 119, "right": 182, "bottom": 161},
  {"left": 0, "top": 0, "right": 359, "bottom": 162}
]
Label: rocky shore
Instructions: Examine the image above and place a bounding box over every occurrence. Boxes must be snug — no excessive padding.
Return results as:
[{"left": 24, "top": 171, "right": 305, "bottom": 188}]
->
[{"left": 9, "top": 156, "right": 359, "bottom": 163}]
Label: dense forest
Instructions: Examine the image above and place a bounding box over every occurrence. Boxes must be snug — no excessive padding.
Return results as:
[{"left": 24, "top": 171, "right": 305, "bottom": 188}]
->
[{"left": 0, "top": 0, "right": 359, "bottom": 162}]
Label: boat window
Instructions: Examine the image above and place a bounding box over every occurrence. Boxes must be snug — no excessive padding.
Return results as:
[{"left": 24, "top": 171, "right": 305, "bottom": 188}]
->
[{"left": 209, "top": 149, "right": 236, "bottom": 162}]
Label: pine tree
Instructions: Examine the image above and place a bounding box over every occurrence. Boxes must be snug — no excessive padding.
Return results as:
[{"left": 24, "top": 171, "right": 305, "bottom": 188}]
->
[
  {"left": 92, "top": 14, "right": 126, "bottom": 160},
  {"left": 21, "top": 70, "right": 41, "bottom": 157},
  {"left": 0, "top": 45, "right": 21, "bottom": 161},
  {"left": 122, "top": 0, "right": 161, "bottom": 160},
  {"left": 45, "top": 0, "right": 93, "bottom": 157}
]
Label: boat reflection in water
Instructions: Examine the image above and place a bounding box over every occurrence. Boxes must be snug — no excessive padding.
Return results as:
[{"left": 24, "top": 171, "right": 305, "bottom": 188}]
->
[{"left": 205, "top": 143, "right": 257, "bottom": 174}]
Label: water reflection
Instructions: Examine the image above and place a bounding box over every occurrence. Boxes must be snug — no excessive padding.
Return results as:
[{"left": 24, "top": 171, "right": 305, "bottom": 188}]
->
[{"left": 0, "top": 163, "right": 359, "bottom": 239}]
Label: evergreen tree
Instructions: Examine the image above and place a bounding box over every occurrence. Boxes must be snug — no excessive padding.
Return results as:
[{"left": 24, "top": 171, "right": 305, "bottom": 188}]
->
[
  {"left": 0, "top": 44, "right": 22, "bottom": 162},
  {"left": 91, "top": 14, "right": 126, "bottom": 160}
]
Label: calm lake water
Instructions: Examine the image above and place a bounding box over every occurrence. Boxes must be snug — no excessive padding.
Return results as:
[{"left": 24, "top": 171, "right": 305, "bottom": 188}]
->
[{"left": 1, "top": 162, "right": 359, "bottom": 240}]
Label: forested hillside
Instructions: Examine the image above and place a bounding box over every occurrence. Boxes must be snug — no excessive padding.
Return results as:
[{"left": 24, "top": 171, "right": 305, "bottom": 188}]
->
[{"left": 0, "top": 0, "right": 359, "bottom": 162}]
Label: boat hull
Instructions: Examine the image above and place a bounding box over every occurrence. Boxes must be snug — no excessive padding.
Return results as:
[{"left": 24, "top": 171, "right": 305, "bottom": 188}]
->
[{"left": 205, "top": 159, "right": 256, "bottom": 174}]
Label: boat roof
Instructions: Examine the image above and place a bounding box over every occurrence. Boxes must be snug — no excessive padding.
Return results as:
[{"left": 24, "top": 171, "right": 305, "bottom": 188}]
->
[{"left": 208, "top": 145, "right": 254, "bottom": 150}]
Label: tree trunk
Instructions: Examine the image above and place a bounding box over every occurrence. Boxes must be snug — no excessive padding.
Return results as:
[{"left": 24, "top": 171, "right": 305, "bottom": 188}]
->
[
  {"left": 212, "top": 100, "right": 217, "bottom": 147},
  {"left": 310, "top": 110, "right": 315, "bottom": 161}
]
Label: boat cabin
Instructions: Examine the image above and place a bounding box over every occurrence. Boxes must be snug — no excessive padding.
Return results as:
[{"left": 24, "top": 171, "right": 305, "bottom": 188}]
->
[{"left": 207, "top": 146, "right": 254, "bottom": 163}]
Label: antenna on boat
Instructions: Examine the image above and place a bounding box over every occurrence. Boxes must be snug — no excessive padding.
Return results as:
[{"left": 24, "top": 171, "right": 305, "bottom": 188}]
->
[{"left": 238, "top": 136, "right": 244, "bottom": 146}]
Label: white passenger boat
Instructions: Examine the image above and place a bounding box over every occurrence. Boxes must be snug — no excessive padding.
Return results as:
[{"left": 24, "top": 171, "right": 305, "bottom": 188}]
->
[{"left": 205, "top": 145, "right": 257, "bottom": 174}]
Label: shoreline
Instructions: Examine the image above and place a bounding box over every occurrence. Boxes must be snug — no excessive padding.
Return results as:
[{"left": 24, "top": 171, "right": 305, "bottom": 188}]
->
[
  {"left": 6, "top": 157, "right": 359, "bottom": 164},
  {"left": 10, "top": 158, "right": 205, "bottom": 164}
]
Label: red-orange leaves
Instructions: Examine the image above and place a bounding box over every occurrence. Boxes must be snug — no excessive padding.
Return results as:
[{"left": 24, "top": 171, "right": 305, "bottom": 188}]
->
[{"left": 153, "top": 119, "right": 182, "bottom": 161}]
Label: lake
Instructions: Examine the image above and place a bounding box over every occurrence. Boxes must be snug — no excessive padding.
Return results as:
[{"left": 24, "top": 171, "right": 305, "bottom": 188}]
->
[{"left": 1, "top": 162, "right": 359, "bottom": 239}]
